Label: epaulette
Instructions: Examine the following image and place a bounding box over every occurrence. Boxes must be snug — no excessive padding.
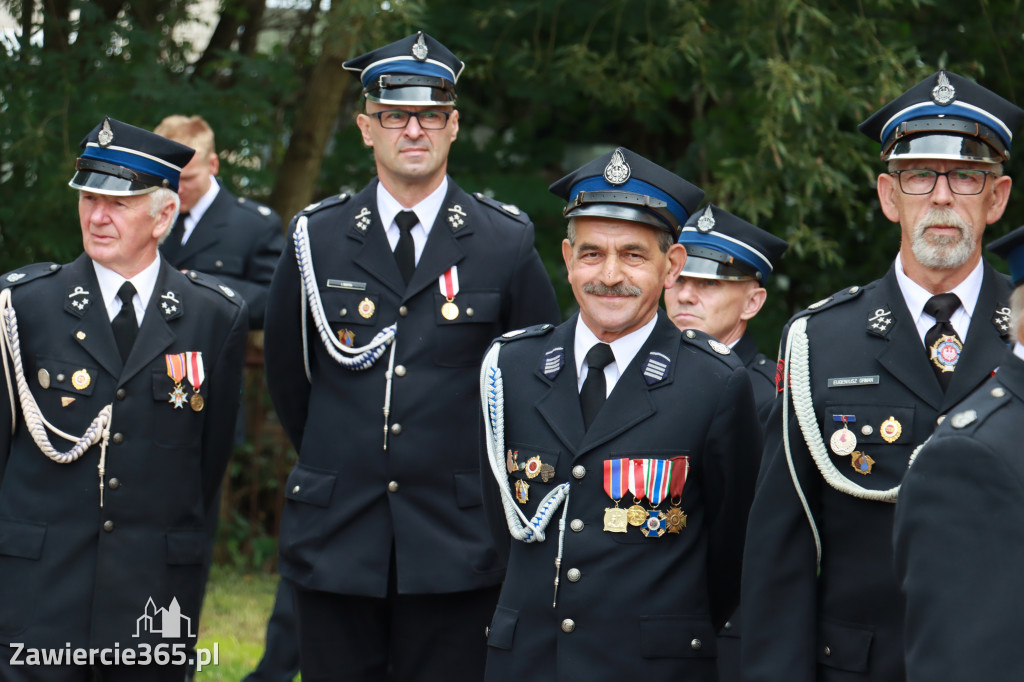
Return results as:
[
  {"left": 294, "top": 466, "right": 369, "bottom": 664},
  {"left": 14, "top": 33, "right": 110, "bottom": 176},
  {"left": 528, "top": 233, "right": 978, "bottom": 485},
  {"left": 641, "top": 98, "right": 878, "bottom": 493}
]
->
[
  {"left": 1, "top": 262, "right": 61, "bottom": 289},
  {"left": 749, "top": 355, "right": 776, "bottom": 382},
  {"left": 184, "top": 270, "right": 244, "bottom": 307},
  {"left": 680, "top": 328, "right": 744, "bottom": 369},
  {"left": 236, "top": 196, "right": 280, "bottom": 221},
  {"left": 942, "top": 381, "right": 1013, "bottom": 435},
  {"left": 472, "top": 192, "right": 530, "bottom": 225},
  {"left": 296, "top": 192, "right": 351, "bottom": 219},
  {"left": 496, "top": 323, "right": 556, "bottom": 343},
  {"left": 792, "top": 284, "right": 867, "bottom": 319}
]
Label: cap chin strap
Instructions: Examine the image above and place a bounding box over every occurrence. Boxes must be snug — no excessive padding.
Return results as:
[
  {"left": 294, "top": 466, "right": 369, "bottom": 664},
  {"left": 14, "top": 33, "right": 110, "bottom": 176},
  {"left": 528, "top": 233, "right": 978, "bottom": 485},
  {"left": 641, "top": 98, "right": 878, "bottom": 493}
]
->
[{"left": 0, "top": 288, "right": 113, "bottom": 507}]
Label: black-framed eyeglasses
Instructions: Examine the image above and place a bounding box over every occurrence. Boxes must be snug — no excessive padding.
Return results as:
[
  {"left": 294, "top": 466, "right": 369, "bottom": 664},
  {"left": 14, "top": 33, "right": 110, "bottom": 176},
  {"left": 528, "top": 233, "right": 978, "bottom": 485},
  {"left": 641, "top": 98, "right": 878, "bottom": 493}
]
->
[
  {"left": 889, "top": 168, "right": 994, "bottom": 196},
  {"left": 370, "top": 110, "right": 451, "bottom": 130}
]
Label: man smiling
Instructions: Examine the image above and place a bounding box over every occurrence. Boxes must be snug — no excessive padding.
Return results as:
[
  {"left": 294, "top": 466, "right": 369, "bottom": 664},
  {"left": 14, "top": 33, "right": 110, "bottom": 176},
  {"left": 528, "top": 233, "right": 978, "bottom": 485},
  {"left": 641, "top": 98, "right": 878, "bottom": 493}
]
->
[
  {"left": 741, "top": 70, "right": 1023, "bottom": 682},
  {"left": 479, "top": 147, "right": 760, "bottom": 682}
]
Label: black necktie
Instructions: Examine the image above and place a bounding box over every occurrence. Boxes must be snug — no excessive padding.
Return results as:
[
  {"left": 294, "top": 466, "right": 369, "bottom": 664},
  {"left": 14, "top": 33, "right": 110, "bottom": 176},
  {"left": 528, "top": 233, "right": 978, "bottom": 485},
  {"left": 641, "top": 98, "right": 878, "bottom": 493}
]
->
[
  {"left": 923, "top": 292, "right": 962, "bottom": 390},
  {"left": 393, "top": 211, "right": 418, "bottom": 283},
  {"left": 112, "top": 281, "right": 138, "bottom": 363},
  {"left": 162, "top": 211, "right": 188, "bottom": 261},
  {"left": 580, "top": 343, "right": 615, "bottom": 430}
]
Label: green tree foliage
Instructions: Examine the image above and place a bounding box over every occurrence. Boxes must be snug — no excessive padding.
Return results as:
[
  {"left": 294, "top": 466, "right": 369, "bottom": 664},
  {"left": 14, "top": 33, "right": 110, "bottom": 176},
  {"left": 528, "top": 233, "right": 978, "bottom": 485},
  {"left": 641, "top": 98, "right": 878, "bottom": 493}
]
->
[{"left": 3, "top": 0, "right": 1024, "bottom": 567}]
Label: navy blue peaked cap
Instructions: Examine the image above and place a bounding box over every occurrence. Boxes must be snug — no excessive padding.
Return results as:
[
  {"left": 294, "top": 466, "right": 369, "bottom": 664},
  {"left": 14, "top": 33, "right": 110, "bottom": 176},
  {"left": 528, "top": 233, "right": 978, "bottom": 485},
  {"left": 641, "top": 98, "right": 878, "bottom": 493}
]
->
[
  {"left": 678, "top": 204, "right": 788, "bottom": 285},
  {"left": 988, "top": 226, "right": 1024, "bottom": 288},
  {"left": 859, "top": 70, "right": 1024, "bottom": 163},
  {"left": 343, "top": 31, "right": 464, "bottom": 106},
  {"left": 549, "top": 147, "right": 704, "bottom": 238},
  {"left": 69, "top": 117, "right": 194, "bottom": 196}
]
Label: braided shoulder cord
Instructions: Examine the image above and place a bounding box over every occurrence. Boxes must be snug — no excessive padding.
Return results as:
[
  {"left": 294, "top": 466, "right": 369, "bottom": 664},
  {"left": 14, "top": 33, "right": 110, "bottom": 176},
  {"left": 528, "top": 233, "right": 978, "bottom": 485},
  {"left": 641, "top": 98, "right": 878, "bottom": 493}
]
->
[
  {"left": 293, "top": 217, "right": 396, "bottom": 373},
  {"left": 0, "top": 288, "right": 112, "bottom": 506},
  {"left": 481, "top": 342, "right": 570, "bottom": 542}
]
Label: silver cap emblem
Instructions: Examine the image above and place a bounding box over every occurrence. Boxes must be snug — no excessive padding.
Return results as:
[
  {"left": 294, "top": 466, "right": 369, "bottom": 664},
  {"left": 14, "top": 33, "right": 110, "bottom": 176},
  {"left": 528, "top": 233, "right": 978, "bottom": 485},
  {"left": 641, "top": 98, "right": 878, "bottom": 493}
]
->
[
  {"left": 603, "top": 149, "right": 631, "bottom": 185},
  {"left": 412, "top": 32, "right": 428, "bottom": 61},
  {"left": 696, "top": 205, "right": 715, "bottom": 233},
  {"left": 931, "top": 71, "right": 956, "bottom": 106},
  {"left": 97, "top": 118, "right": 114, "bottom": 146}
]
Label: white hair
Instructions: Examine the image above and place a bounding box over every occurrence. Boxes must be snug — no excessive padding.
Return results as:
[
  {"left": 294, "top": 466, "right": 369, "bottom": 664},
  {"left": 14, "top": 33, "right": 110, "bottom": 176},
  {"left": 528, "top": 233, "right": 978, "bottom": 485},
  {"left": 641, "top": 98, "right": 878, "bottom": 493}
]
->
[{"left": 149, "top": 188, "right": 181, "bottom": 245}]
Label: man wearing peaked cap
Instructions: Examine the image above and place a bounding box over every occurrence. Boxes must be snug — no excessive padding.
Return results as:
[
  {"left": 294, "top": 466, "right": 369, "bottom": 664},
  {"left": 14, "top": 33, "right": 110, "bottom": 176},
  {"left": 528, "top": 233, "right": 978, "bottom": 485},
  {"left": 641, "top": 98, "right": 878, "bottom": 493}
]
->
[
  {"left": 263, "top": 32, "right": 559, "bottom": 682},
  {"left": 894, "top": 223, "right": 1024, "bottom": 681},
  {"left": 0, "top": 117, "right": 247, "bottom": 681},
  {"left": 666, "top": 203, "right": 788, "bottom": 424},
  {"left": 742, "top": 70, "right": 1021, "bottom": 682},
  {"left": 478, "top": 147, "right": 760, "bottom": 681}
]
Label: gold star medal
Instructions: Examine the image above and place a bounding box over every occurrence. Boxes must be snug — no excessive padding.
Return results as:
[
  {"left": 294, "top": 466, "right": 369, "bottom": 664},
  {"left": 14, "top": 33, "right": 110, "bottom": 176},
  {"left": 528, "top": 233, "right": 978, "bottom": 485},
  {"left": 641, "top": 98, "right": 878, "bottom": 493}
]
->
[{"left": 165, "top": 353, "right": 188, "bottom": 409}]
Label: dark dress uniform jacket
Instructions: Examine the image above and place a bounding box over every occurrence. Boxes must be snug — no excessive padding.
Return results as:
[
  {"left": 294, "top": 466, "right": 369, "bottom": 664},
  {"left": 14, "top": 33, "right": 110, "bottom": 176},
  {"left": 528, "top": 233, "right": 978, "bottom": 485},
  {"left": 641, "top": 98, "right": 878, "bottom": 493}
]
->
[
  {"left": 481, "top": 312, "right": 761, "bottom": 682},
  {"left": 894, "top": 347, "right": 1024, "bottom": 682},
  {"left": 0, "top": 254, "right": 248, "bottom": 649},
  {"left": 717, "top": 330, "right": 775, "bottom": 682},
  {"left": 264, "top": 178, "right": 561, "bottom": 597},
  {"left": 160, "top": 182, "right": 284, "bottom": 329},
  {"left": 741, "top": 263, "right": 1012, "bottom": 682},
  {"left": 734, "top": 330, "right": 777, "bottom": 427}
]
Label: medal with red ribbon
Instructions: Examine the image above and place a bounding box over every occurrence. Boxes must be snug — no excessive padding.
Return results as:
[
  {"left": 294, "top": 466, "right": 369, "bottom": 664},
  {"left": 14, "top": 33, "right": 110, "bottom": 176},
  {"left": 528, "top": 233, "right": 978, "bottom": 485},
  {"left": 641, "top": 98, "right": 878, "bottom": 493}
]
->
[
  {"left": 166, "top": 353, "right": 188, "bottom": 409},
  {"left": 185, "top": 351, "right": 205, "bottom": 412},
  {"left": 438, "top": 266, "right": 460, "bottom": 320},
  {"left": 602, "top": 458, "right": 630, "bottom": 533},
  {"left": 626, "top": 459, "right": 648, "bottom": 527},
  {"left": 641, "top": 459, "right": 672, "bottom": 538},
  {"left": 665, "top": 456, "right": 690, "bottom": 533}
]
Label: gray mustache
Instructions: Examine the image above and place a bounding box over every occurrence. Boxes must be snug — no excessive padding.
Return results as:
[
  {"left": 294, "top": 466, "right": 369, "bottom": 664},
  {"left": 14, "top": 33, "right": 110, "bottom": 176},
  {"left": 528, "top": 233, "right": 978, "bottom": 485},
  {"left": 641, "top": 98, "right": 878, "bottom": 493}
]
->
[{"left": 582, "top": 282, "right": 642, "bottom": 297}]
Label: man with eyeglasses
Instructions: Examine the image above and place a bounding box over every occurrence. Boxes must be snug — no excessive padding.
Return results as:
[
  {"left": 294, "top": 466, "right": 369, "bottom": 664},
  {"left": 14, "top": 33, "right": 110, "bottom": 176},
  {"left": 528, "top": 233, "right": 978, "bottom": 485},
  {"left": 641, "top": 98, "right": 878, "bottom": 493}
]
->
[
  {"left": 740, "top": 70, "right": 1022, "bottom": 682},
  {"left": 262, "top": 32, "right": 560, "bottom": 682}
]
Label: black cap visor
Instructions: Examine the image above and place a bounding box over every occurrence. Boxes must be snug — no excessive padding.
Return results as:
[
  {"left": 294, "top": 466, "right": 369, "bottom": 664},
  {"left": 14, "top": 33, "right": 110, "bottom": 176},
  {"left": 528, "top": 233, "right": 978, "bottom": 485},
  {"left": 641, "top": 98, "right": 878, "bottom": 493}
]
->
[
  {"left": 365, "top": 75, "right": 456, "bottom": 106},
  {"left": 884, "top": 118, "right": 1007, "bottom": 162},
  {"left": 564, "top": 190, "right": 679, "bottom": 236},
  {"left": 680, "top": 248, "right": 759, "bottom": 282}
]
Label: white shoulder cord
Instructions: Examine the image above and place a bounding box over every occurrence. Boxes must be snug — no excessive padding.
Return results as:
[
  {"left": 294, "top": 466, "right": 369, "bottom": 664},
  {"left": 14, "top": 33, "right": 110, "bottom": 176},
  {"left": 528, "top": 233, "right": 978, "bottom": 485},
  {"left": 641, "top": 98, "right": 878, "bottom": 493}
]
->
[
  {"left": 480, "top": 341, "right": 571, "bottom": 605},
  {"left": 293, "top": 216, "right": 401, "bottom": 449},
  {"left": 784, "top": 315, "right": 929, "bottom": 566},
  {"left": 0, "top": 288, "right": 112, "bottom": 506}
]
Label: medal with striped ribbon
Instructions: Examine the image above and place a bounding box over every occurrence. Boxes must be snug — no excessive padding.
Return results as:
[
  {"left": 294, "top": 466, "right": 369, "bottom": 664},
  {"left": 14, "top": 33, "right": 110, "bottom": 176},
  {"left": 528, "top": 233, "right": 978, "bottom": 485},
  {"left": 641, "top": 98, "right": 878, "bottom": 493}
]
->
[{"left": 602, "top": 458, "right": 630, "bottom": 533}]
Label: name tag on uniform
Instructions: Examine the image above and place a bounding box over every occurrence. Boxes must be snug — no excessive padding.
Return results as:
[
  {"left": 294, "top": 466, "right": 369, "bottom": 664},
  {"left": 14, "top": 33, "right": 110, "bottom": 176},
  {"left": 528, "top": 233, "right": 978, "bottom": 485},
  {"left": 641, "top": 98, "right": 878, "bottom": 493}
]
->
[
  {"left": 326, "top": 279, "right": 366, "bottom": 291},
  {"left": 827, "top": 375, "right": 880, "bottom": 388}
]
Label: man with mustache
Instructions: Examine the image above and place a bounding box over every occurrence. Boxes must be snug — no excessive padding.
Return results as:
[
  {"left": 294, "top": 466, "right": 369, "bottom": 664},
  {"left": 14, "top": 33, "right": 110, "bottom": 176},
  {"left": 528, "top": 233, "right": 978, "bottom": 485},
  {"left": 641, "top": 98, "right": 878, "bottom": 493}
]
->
[
  {"left": 263, "top": 32, "right": 559, "bottom": 682},
  {"left": 479, "top": 147, "right": 760, "bottom": 681},
  {"left": 665, "top": 205, "right": 788, "bottom": 427},
  {"left": 741, "top": 71, "right": 1022, "bottom": 682}
]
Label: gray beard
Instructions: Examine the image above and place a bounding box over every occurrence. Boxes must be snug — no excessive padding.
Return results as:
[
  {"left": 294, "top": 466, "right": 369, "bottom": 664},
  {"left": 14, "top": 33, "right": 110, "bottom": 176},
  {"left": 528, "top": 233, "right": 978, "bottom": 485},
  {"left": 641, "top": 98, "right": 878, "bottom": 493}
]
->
[{"left": 910, "top": 208, "right": 975, "bottom": 270}]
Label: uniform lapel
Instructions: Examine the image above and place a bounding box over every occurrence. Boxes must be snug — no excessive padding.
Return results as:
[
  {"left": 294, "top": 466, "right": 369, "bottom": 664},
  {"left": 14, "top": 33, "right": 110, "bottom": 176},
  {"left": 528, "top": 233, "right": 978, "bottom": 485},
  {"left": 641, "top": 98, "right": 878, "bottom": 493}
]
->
[
  {"left": 173, "top": 188, "right": 230, "bottom": 265},
  {"left": 66, "top": 256, "right": 122, "bottom": 378},
  {"left": 403, "top": 183, "right": 468, "bottom": 301},
  {"left": 943, "top": 263, "right": 1012, "bottom": 409},
  {"left": 575, "top": 315, "right": 672, "bottom": 457},
  {"left": 348, "top": 183, "right": 407, "bottom": 298},
  {"left": 535, "top": 320, "right": 586, "bottom": 455},
  {"left": 117, "top": 261, "right": 176, "bottom": 386},
  {"left": 996, "top": 348, "right": 1024, "bottom": 403},
  {"left": 872, "top": 268, "right": 945, "bottom": 411}
]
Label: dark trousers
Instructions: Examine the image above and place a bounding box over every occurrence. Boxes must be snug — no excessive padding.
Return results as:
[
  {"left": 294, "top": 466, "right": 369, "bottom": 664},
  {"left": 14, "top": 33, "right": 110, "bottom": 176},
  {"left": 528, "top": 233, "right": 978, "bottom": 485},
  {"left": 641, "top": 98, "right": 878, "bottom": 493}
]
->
[
  {"left": 289, "top": 578, "right": 500, "bottom": 682},
  {"left": 0, "top": 645, "right": 187, "bottom": 682},
  {"left": 242, "top": 578, "right": 300, "bottom": 682}
]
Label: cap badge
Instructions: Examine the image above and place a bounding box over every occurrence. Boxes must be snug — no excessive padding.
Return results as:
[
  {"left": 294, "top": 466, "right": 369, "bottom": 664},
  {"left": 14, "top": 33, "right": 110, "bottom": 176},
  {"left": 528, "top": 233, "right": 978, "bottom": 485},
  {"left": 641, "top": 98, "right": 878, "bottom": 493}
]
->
[
  {"left": 696, "top": 205, "right": 716, "bottom": 233},
  {"left": 412, "top": 32, "right": 429, "bottom": 61},
  {"left": 98, "top": 118, "right": 114, "bottom": 147},
  {"left": 931, "top": 71, "right": 956, "bottom": 106},
  {"left": 603, "top": 149, "right": 631, "bottom": 185}
]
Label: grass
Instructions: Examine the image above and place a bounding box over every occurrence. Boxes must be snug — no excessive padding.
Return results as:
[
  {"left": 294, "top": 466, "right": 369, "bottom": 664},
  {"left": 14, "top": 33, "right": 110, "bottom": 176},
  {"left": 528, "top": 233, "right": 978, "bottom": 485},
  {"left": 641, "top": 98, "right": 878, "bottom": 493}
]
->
[{"left": 193, "top": 567, "right": 295, "bottom": 681}]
